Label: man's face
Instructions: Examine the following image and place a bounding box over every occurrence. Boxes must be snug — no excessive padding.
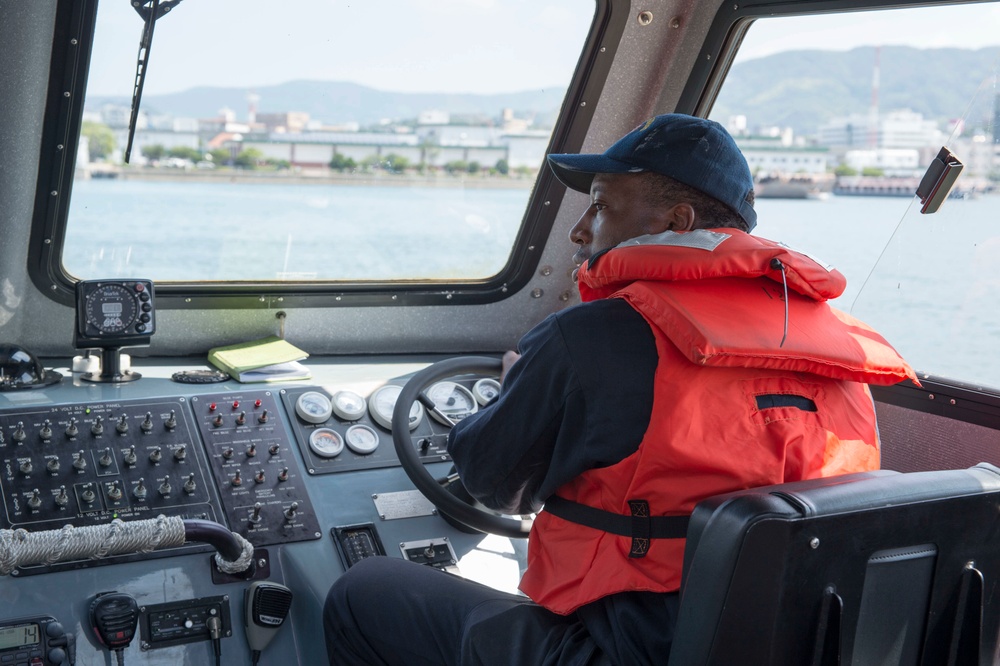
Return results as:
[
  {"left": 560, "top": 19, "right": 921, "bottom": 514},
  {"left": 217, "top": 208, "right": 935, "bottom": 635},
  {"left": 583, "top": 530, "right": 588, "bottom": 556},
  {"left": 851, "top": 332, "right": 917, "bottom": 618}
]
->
[{"left": 568, "top": 173, "right": 667, "bottom": 277}]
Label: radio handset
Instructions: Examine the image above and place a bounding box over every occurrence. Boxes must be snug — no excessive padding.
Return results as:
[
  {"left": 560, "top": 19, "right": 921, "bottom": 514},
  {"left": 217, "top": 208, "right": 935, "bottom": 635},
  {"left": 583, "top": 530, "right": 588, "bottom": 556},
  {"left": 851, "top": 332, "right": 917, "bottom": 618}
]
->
[{"left": 244, "top": 581, "right": 293, "bottom": 665}]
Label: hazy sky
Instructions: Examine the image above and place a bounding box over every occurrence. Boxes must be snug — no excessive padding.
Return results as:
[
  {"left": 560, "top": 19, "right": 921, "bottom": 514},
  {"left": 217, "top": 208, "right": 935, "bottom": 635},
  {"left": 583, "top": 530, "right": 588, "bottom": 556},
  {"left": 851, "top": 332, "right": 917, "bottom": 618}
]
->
[
  {"left": 88, "top": 0, "right": 592, "bottom": 96},
  {"left": 88, "top": 1, "right": 1000, "bottom": 97},
  {"left": 735, "top": 3, "right": 1000, "bottom": 62}
]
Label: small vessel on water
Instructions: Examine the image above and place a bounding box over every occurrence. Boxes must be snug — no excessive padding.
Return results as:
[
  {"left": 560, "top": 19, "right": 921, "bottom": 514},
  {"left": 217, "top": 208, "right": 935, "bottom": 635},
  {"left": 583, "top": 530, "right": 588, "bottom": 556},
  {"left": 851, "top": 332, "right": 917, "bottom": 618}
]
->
[
  {"left": 834, "top": 174, "right": 982, "bottom": 198},
  {"left": 755, "top": 172, "right": 834, "bottom": 199}
]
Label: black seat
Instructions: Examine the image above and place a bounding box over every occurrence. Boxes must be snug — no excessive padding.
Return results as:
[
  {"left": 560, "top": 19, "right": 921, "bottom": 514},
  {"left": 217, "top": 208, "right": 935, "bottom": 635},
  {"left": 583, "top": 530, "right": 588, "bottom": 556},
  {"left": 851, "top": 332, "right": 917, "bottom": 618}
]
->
[{"left": 668, "top": 463, "right": 1000, "bottom": 665}]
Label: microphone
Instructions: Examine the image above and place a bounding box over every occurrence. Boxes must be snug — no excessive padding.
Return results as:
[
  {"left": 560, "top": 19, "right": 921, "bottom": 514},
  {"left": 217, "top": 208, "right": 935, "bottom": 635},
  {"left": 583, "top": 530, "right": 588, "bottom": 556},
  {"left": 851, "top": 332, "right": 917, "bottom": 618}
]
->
[{"left": 244, "top": 581, "right": 293, "bottom": 665}]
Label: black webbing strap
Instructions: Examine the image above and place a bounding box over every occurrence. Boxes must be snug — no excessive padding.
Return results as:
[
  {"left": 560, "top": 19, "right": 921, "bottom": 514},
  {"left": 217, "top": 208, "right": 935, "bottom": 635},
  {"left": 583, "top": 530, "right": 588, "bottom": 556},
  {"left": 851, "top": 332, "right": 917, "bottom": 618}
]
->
[{"left": 543, "top": 495, "right": 690, "bottom": 558}]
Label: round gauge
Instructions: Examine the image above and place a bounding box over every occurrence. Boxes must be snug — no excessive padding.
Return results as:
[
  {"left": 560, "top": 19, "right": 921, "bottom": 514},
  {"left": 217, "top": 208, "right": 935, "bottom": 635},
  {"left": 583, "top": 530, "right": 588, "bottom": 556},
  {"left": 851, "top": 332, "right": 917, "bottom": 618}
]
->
[
  {"left": 369, "top": 385, "right": 424, "bottom": 431},
  {"left": 427, "top": 381, "right": 478, "bottom": 425},
  {"left": 345, "top": 424, "right": 380, "bottom": 455},
  {"left": 332, "top": 390, "right": 367, "bottom": 421},
  {"left": 84, "top": 284, "right": 138, "bottom": 335},
  {"left": 295, "top": 391, "right": 333, "bottom": 424},
  {"left": 309, "top": 428, "right": 344, "bottom": 458},
  {"left": 473, "top": 378, "right": 501, "bottom": 406}
]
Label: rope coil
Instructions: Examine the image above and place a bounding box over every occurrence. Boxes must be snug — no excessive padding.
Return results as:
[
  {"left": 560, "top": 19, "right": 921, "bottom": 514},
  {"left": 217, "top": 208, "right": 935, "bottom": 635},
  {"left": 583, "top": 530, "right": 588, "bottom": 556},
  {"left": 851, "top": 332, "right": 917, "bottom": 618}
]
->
[{"left": 0, "top": 516, "right": 251, "bottom": 575}]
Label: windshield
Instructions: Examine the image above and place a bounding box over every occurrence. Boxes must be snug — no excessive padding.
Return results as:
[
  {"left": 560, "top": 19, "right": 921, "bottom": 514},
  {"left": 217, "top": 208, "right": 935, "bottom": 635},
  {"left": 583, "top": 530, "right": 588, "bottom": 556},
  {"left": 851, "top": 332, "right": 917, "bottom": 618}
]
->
[
  {"left": 709, "top": 3, "right": 1000, "bottom": 389},
  {"left": 67, "top": 0, "right": 594, "bottom": 282}
]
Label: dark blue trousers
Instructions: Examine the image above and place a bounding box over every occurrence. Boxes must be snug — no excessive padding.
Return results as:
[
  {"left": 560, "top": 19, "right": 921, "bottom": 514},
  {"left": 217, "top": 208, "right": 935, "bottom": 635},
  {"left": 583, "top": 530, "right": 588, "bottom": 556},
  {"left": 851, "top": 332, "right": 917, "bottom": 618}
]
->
[{"left": 323, "top": 556, "right": 614, "bottom": 665}]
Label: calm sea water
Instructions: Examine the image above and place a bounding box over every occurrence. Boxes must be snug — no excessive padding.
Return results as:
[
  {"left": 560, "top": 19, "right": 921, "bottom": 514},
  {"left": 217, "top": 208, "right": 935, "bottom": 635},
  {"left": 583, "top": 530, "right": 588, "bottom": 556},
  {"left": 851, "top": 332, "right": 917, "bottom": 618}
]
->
[{"left": 65, "top": 179, "right": 1000, "bottom": 390}]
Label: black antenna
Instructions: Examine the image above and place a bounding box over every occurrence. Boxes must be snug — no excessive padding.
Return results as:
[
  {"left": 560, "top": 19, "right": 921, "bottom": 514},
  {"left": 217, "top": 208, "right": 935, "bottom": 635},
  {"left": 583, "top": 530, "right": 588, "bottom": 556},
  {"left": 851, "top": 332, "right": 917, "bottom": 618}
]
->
[
  {"left": 124, "top": 0, "right": 184, "bottom": 163},
  {"left": 770, "top": 258, "right": 789, "bottom": 348}
]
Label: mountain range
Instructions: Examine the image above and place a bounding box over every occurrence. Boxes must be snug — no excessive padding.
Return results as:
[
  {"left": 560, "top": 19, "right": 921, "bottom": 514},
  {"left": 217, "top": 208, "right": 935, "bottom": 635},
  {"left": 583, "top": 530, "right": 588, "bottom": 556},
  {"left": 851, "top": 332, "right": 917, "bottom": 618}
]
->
[{"left": 85, "top": 46, "right": 1000, "bottom": 136}]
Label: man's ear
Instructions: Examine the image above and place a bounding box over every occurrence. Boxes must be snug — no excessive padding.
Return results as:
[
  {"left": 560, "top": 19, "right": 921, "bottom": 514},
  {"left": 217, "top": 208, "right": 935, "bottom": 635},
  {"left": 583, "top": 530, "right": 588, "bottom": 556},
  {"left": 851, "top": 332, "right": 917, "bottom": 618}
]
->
[{"left": 665, "top": 203, "right": 696, "bottom": 232}]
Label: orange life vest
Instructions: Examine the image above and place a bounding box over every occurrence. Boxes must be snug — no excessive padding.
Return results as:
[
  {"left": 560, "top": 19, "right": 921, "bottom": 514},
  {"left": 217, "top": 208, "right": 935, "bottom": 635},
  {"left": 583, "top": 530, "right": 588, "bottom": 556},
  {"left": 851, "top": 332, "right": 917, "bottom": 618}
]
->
[{"left": 519, "top": 229, "right": 917, "bottom": 615}]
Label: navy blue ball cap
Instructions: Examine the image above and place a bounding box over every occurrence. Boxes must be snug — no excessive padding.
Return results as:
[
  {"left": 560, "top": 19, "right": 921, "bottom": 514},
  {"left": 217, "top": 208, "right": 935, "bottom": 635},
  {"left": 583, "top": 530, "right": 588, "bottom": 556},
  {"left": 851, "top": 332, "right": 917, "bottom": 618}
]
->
[{"left": 547, "top": 114, "right": 757, "bottom": 231}]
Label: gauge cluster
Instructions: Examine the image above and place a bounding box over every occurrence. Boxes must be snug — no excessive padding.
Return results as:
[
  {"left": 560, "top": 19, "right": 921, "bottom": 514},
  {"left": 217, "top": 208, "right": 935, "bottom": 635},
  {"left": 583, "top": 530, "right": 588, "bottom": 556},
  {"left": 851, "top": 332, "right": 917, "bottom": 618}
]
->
[{"left": 280, "top": 374, "right": 495, "bottom": 476}]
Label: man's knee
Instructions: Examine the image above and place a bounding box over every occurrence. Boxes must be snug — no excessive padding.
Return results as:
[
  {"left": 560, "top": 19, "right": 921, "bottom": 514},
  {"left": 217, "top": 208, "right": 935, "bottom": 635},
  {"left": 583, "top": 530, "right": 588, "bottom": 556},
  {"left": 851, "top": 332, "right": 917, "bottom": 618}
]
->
[{"left": 325, "top": 556, "right": 389, "bottom": 627}]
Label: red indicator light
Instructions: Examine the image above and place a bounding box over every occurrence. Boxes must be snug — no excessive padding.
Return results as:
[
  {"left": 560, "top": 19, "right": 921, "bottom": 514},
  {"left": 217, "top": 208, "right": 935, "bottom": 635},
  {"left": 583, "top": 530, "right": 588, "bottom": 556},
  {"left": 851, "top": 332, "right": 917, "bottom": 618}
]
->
[
  {"left": 232, "top": 401, "right": 240, "bottom": 409},
  {"left": 134, "top": 283, "right": 145, "bottom": 292},
  {"left": 209, "top": 403, "right": 217, "bottom": 412},
  {"left": 254, "top": 399, "right": 262, "bottom": 408}
]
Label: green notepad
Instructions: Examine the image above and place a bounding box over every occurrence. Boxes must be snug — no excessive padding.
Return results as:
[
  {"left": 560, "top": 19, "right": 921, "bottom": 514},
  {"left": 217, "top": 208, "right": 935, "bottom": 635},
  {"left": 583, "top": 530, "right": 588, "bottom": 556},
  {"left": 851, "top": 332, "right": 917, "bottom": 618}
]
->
[{"left": 208, "top": 336, "right": 311, "bottom": 382}]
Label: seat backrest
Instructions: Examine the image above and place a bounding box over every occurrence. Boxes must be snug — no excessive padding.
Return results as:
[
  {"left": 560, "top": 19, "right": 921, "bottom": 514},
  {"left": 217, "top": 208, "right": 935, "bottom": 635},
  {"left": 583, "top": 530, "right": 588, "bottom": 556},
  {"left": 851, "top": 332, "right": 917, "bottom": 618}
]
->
[{"left": 668, "top": 463, "right": 1000, "bottom": 666}]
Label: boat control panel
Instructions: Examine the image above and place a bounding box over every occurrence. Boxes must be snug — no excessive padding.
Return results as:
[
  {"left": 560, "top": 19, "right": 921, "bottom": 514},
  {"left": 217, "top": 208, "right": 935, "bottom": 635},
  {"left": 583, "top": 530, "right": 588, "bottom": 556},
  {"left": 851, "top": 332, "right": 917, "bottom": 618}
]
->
[{"left": 0, "top": 359, "right": 518, "bottom": 666}]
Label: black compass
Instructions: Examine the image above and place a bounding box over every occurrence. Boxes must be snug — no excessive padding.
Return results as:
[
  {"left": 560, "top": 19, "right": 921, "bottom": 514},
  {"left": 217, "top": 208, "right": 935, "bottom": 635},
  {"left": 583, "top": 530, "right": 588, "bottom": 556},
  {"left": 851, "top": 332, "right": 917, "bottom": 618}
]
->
[{"left": 75, "top": 279, "right": 156, "bottom": 382}]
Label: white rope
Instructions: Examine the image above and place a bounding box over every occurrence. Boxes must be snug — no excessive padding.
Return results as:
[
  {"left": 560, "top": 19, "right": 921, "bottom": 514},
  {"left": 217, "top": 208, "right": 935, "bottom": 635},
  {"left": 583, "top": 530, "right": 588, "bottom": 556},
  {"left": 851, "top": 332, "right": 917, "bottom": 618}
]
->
[
  {"left": 214, "top": 532, "right": 256, "bottom": 574},
  {"left": 0, "top": 516, "right": 250, "bottom": 575}
]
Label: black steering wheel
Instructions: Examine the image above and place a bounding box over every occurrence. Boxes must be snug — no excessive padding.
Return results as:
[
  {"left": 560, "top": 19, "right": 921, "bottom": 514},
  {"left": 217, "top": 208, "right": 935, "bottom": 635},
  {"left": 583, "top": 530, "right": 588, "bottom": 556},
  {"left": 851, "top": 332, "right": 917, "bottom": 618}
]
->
[{"left": 392, "top": 356, "right": 532, "bottom": 539}]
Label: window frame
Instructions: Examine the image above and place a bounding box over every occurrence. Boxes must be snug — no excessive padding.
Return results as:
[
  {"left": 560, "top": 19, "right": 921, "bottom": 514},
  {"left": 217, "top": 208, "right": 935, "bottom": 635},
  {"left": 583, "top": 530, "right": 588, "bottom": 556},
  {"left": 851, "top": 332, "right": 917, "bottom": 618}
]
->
[{"left": 28, "top": 0, "right": 620, "bottom": 310}]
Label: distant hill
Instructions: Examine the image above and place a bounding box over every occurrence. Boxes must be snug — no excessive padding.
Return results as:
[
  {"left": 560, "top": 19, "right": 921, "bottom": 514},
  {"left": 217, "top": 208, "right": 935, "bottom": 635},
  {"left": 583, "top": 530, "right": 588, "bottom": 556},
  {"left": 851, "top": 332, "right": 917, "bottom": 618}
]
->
[
  {"left": 85, "top": 46, "right": 1000, "bottom": 135},
  {"left": 714, "top": 45, "right": 1000, "bottom": 135},
  {"left": 87, "top": 81, "right": 568, "bottom": 129}
]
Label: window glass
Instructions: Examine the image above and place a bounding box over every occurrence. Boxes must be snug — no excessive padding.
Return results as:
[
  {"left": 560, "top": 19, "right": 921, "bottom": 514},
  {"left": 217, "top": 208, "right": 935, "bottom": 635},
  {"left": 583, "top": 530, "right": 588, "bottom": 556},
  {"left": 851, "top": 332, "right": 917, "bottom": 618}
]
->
[
  {"left": 67, "top": 1, "right": 594, "bottom": 282},
  {"left": 710, "top": 4, "right": 1000, "bottom": 388}
]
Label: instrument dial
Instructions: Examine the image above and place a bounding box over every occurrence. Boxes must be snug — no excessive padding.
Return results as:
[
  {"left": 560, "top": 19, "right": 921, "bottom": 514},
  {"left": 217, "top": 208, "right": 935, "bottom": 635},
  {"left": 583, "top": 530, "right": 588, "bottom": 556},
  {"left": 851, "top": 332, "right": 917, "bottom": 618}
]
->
[
  {"left": 308, "top": 428, "right": 344, "bottom": 458},
  {"left": 369, "top": 385, "right": 424, "bottom": 431},
  {"left": 84, "top": 284, "right": 138, "bottom": 335},
  {"left": 345, "top": 424, "right": 380, "bottom": 454},
  {"left": 295, "top": 391, "right": 333, "bottom": 424},
  {"left": 332, "top": 390, "right": 367, "bottom": 421},
  {"left": 427, "top": 381, "right": 478, "bottom": 425},
  {"left": 473, "top": 378, "right": 501, "bottom": 405}
]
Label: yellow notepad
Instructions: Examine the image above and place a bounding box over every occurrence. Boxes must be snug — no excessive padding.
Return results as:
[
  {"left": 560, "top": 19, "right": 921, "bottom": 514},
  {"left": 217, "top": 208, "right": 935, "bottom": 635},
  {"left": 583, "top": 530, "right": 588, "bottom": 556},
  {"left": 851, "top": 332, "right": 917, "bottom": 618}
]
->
[{"left": 208, "top": 336, "right": 311, "bottom": 382}]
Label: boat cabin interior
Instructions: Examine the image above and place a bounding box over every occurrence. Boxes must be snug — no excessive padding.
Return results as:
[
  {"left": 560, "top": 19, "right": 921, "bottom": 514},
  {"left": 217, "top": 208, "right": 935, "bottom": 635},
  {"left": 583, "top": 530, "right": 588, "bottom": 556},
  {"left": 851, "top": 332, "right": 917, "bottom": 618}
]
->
[{"left": 3, "top": 0, "right": 1000, "bottom": 663}]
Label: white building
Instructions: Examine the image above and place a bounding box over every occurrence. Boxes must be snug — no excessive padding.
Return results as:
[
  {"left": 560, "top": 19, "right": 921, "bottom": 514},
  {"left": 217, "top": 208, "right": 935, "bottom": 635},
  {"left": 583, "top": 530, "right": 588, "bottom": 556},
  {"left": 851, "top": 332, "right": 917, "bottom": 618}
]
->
[
  {"left": 842, "top": 148, "right": 920, "bottom": 176},
  {"left": 818, "top": 109, "right": 944, "bottom": 149},
  {"left": 736, "top": 136, "right": 829, "bottom": 174}
]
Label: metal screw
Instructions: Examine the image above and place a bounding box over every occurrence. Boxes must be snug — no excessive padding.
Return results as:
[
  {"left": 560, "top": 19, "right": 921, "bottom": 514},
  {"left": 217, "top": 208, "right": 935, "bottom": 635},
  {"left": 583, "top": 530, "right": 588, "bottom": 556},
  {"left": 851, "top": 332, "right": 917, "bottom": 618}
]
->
[
  {"left": 638, "top": 10, "right": 653, "bottom": 25},
  {"left": 531, "top": 288, "right": 543, "bottom": 298},
  {"left": 809, "top": 537, "right": 820, "bottom": 549}
]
